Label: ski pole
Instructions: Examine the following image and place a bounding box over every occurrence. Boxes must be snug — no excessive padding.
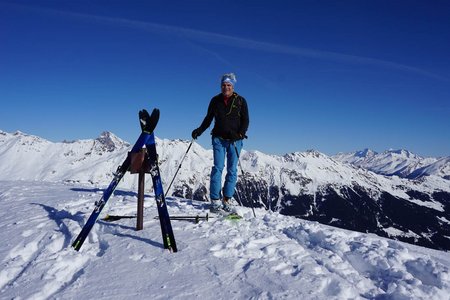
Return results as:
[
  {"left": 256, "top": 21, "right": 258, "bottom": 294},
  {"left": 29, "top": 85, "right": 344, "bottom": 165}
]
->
[
  {"left": 154, "top": 214, "right": 209, "bottom": 223},
  {"left": 234, "top": 187, "right": 243, "bottom": 206},
  {"left": 165, "top": 139, "right": 194, "bottom": 198},
  {"left": 233, "top": 142, "right": 256, "bottom": 218}
]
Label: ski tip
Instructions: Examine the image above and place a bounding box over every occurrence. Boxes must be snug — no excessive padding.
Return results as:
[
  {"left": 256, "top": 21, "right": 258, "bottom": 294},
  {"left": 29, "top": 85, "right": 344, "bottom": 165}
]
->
[
  {"left": 151, "top": 107, "right": 160, "bottom": 117},
  {"left": 139, "top": 108, "right": 160, "bottom": 133}
]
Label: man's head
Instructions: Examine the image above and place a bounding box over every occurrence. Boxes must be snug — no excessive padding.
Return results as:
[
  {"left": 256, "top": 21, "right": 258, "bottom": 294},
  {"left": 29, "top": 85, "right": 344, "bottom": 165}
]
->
[{"left": 221, "top": 73, "right": 236, "bottom": 97}]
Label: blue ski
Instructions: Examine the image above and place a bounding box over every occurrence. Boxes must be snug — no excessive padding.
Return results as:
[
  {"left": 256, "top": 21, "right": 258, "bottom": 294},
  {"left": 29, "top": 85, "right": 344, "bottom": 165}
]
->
[
  {"left": 72, "top": 108, "right": 159, "bottom": 251},
  {"left": 145, "top": 133, "right": 178, "bottom": 252}
]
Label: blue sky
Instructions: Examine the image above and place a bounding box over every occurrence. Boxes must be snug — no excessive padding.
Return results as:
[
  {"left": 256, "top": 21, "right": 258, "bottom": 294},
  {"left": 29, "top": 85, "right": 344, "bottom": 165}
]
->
[{"left": 1, "top": 1, "right": 449, "bottom": 157}]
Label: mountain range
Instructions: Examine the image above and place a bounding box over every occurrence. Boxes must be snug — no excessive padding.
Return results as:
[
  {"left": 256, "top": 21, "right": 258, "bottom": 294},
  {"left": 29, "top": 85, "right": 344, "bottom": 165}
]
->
[
  {"left": 1, "top": 130, "right": 449, "bottom": 251},
  {"left": 333, "top": 148, "right": 450, "bottom": 179}
]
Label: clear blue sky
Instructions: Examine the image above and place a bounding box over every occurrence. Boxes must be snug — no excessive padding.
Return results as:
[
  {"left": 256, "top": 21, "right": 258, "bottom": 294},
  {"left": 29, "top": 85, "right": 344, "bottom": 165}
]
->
[{"left": 1, "top": 1, "right": 449, "bottom": 157}]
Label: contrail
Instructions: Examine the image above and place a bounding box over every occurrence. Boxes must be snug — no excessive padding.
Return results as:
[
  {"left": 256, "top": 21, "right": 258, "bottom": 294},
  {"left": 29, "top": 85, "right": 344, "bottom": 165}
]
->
[{"left": 5, "top": 2, "right": 448, "bottom": 81}]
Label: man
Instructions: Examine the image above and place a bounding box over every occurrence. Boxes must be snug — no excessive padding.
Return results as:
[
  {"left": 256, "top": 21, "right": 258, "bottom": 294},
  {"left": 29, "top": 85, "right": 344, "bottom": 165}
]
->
[{"left": 191, "top": 73, "right": 249, "bottom": 214}]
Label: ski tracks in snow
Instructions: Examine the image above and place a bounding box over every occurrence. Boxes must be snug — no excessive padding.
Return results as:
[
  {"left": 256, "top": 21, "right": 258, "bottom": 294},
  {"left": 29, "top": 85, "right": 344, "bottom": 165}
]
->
[
  {"left": 206, "top": 209, "right": 450, "bottom": 299},
  {"left": 0, "top": 182, "right": 93, "bottom": 299},
  {"left": 284, "top": 221, "right": 450, "bottom": 299},
  {"left": 206, "top": 212, "right": 363, "bottom": 299}
]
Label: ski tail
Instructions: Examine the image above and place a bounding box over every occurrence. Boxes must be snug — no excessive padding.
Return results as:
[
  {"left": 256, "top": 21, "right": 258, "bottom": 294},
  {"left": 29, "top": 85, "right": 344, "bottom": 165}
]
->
[{"left": 72, "top": 175, "right": 124, "bottom": 251}]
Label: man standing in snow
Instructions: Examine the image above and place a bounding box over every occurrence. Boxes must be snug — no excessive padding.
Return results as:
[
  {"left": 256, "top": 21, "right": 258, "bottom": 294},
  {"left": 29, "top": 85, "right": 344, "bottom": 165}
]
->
[{"left": 191, "top": 73, "right": 249, "bottom": 214}]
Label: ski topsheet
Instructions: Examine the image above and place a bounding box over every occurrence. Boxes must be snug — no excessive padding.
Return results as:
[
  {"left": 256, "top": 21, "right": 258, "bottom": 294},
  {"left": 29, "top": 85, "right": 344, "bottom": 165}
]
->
[
  {"left": 72, "top": 109, "right": 160, "bottom": 251},
  {"left": 145, "top": 133, "right": 178, "bottom": 252}
]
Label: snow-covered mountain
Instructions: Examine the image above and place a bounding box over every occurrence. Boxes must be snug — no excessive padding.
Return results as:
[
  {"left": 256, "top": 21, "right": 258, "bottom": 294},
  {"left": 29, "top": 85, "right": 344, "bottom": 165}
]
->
[
  {"left": 0, "top": 130, "right": 130, "bottom": 185},
  {"left": 1, "top": 130, "right": 449, "bottom": 251},
  {"left": 332, "top": 148, "right": 444, "bottom": 178},
  {"left": 409, "top": 157, "right": 450, "bottom": 180}
]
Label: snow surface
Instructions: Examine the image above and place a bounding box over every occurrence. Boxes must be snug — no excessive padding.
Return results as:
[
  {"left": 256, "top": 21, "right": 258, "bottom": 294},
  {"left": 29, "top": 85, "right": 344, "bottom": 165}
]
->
[{"left": 1, "top": 180, "right": 449, "bottom": 299}]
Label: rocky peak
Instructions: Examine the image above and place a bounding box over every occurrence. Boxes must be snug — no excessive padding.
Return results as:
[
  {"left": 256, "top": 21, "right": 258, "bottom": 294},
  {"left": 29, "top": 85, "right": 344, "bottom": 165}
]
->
[{"left": 95, "top": 131, "right": 129, "bottom": 152}]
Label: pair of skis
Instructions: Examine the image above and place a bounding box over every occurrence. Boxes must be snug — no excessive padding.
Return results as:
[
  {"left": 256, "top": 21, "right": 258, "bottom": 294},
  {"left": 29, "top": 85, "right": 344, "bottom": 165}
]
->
[{"left": 72, "top": 108, "right": 177, "bottom": 252}]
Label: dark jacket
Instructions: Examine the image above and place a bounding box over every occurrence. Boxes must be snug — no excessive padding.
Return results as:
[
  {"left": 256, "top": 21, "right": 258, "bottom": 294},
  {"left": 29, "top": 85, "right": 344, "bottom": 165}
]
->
[{"left": 197, "top": 92, "right": 249, "bottom": 140}]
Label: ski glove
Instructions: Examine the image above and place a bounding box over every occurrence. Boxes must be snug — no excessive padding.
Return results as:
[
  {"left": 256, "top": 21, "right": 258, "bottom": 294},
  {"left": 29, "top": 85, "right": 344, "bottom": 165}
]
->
[{"left": 192, "top": 128, "right": 201, "bottom": 139}]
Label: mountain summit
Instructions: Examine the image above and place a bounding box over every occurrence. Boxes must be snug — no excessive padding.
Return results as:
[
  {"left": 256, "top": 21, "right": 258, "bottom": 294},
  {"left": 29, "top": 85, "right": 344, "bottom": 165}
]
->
[{"left": 95, "top": 131, "right": 130, "bottom": 152}]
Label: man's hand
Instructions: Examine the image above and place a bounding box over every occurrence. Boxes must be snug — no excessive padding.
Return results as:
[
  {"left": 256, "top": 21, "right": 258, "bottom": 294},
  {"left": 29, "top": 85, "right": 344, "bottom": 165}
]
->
[
  {"left": 191, "top": 128, "right": 201, "bottom": 139},
  {"left": 230, "top": 131, "right": 243, "bottom": 141}
]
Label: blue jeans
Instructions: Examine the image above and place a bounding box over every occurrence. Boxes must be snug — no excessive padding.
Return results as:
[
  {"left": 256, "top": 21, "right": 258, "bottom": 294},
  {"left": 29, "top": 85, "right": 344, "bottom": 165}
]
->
[{"left": 210, "top": 137, "right": 243, "bottom": 200}]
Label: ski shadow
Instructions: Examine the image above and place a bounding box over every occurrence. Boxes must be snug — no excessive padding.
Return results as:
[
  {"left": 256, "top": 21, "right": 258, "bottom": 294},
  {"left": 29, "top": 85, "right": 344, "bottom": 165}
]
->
[
  {"left": 99, "top": 220, "right": 164, "bottom": 249},
  {"left": 165, "top": 197, "right": 207, "bottom": 209},
  {"left": 71, "top": 187, "right": 154, "bottom": 199},
  {"left": 31, "top": 203, "right": 85, "bottom": 248}
]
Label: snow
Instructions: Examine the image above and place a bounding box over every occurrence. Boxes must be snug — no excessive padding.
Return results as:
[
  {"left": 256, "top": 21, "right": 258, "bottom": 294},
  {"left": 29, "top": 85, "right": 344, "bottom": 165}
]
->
[
  {"left": 438, "top": 217, "right": 450, "bottom": 225},
  {"left": 383, "top": 227, "right": 421, "bottom": 240},
  {"left": 410, "top": 157, "right": 450, "bottom": 179},
  {"left": 407, "top": 197, "right": 445, "bottom": 212},
  {"left": 1, "top": 180, "right": 449, "bottom": 299}
]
